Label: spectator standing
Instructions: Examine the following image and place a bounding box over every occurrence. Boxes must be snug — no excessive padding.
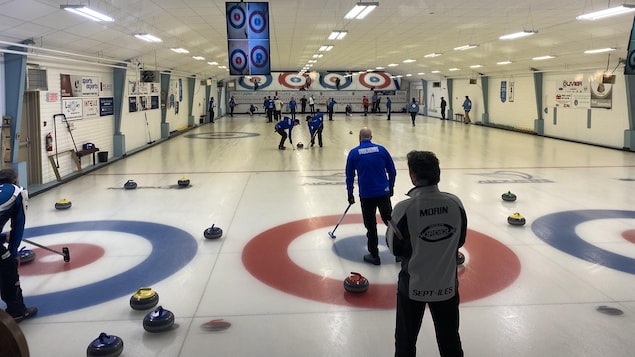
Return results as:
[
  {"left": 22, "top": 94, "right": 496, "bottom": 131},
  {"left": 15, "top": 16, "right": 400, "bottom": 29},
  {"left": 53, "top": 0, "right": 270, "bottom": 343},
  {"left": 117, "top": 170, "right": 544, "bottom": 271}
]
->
[
  {"left": 228, "top": 96, "right": 236, "bottom": 117},
  {"left": 362, "top": 96, "right": 370, "bottom": 116},
  {"left": 288, "top": 97, "right": 297, "bottom": 119},
  {"left": 386, "top": 97, "right": 392, "bottom": 120},
  {"left": 407, "top": 98, "right": 420, "bottom": 126},
  {"left": 462, "top": 96, "right": 472, "bottom": 124},
  {"left": 208, "top": 97, "right": 215, "bottom": 123},
  {"left": 387, "top": 150, "right": 466, "bottom": 357},
  {"left": 440, "top": 97, "right": 447, "bottom": 120},
  {"left": 300, "top": 95, "right": 308, "bottom": 114}
]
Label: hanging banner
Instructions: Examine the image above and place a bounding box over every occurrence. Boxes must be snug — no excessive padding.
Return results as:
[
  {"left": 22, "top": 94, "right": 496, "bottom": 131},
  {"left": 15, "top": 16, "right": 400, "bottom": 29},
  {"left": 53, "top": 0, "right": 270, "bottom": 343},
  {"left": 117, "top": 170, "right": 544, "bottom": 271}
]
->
[
  {"left": 500, "top": 81, "right": 507, "bottom": 103},
  {"left": 508, "top": 81, "right": 514, "bottom": 102},
  {"left": 625, "top": 17, "right": 635, "bottom": 75}
]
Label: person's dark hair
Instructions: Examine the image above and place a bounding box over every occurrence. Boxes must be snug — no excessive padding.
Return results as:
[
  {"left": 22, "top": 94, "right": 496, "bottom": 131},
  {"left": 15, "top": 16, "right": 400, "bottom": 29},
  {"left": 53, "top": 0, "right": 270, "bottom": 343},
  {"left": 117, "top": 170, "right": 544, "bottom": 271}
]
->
[
  {"left": 0, "top": 168, "right": 18, "bottom": 184},
  {"left": 407, "top": 151, "right": 440, "bottom": 186},
  {"left": 294, "top": 119, "right": 300, "bottom": 124}
]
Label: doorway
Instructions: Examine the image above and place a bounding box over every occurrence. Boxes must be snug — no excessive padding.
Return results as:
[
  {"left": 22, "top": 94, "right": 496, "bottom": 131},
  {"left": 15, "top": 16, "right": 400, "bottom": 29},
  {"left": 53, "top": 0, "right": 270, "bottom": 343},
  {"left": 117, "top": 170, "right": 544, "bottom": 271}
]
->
[{"left": 19, "top": 91, "right": 42, "bottom": 185}]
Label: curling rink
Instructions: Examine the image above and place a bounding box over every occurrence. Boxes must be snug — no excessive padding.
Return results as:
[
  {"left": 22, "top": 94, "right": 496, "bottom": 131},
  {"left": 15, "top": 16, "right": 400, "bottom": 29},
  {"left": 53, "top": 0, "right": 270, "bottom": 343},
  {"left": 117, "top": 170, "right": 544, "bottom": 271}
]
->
[{"left": 11, "top": 112, "right": 635, "bottom": 356}]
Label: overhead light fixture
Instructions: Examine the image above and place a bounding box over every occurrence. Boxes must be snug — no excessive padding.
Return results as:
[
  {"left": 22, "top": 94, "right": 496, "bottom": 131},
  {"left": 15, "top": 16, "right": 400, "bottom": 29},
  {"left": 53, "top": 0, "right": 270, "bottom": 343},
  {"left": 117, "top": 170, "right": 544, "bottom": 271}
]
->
[
  {"left": 448, "top": 68, "right": 460, "bottom": 71},
  {"left": 170, "top": 48, "right": 190, "bottom": 54},
  {"left": 499, "top": 30, "right": 537, "bottom": 40},
  {"left": 453, "top": 44, "right": 479, "bottom": 51},
  {"left": 403, "top": 59, "right": 416, "bottom": 63},
  {"left": 470, "top": 65, "right": 483, "bottom": 68},
  {"left": 388, "top": 63, "right": 399, "bottom": 67},
  {"left": 417, "top": 72, "right": 425, "bottom": 75},
  {"left": 431, "top": 70, "right": 441, "bottom": 74},
  {"left": 532, "top": 55, "right": 555, "bottom": 60},
  {"left": 61, "top": 5, "right": 114, "bottom": 22},
  {"left": 192, "top": 56, "right": 205, "bottom": 60},
  {"left": 134, "top": 33, "right": 162, "bottom": 43},
  {"left": 576, "top": 4, "right": 635, "bottom": 20},
  {"left": 319, "top": 45, "right": 333, "bottom": 51},
  {"left": 328, "top": 30, "right": 348, "bottom": 40},
  {"left": 376, "top": 66, "right": 385, "bottom": 70},
  {"left": 424, "top": 53, "right": 442, "bottom": 58},
  {"left": 312, "top": 54, "right": 324, "bottom": 58},
  {"left": 308, "top": 60, "right": 317, "bottom": 63},
  {"left": 584, "top": 47, "right": 617, "bottom": 54},
  {"left": 497, "top": 61, "right": 513, "bottom": 65},
  {"left": 207, "top": 61, "right": 218, "bottom": 65},
  {"left": 344, "top": 2, "right": 379, "bottom": 20}
]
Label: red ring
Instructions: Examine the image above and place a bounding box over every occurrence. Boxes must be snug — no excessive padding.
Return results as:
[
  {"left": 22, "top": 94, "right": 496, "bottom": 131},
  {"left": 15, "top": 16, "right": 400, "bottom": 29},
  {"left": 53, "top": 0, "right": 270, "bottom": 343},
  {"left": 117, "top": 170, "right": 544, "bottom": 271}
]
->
[
  {"left": 20, "top": 243, "right": 105, "bottom": 275},
  {"left": 242, "top": 214, "right": 520, "bottom": 309}
]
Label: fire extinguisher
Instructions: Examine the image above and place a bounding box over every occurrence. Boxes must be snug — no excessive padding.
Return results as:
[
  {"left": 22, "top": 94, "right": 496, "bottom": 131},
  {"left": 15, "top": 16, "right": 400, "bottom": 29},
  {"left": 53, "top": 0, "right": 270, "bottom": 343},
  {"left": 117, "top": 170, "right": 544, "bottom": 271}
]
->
[{"left": 46, "top": 133, "right": 53, "bottom": 152}]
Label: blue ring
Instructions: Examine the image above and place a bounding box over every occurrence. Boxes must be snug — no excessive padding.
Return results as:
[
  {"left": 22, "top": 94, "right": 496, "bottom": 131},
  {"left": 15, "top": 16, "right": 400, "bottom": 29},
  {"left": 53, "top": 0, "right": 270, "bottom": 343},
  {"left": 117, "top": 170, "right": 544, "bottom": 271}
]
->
[
  {"left": 238, "top": 75, "right": 272, "bottom": 89},
  {"left": 227, "top": 5, "right": 246, "bottom": 29},
  {"left": 23, "top": 220, "right": 197, "bottom": 317},
  {"left": 230, "top": 49, "right": 248, "bottom": 71},
  {"left": 319, "top": 72, "right": 352, "bottom": 90},
  {"left": 532, "top": 210, "right": 635, "bottom": 274}
]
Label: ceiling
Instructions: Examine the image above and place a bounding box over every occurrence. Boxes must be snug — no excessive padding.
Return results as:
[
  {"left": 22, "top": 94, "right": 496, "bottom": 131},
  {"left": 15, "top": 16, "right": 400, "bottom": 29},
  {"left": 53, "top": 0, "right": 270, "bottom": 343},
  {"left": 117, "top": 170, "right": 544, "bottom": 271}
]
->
[{"left": 0, "top": 0, "right": 634, "bottom": 81}]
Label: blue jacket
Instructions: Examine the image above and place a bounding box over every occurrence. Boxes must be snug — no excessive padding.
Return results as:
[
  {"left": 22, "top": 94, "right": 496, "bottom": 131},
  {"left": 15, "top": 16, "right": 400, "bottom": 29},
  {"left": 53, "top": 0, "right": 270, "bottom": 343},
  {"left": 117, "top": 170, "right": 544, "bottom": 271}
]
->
[
  {"left": 0, "top": 184, "right": 26, "bottom": 256},
  {"left": 407, "top": 101, "right": 419, "bottom": 113},
  {"left": 462, "top": 98, "right": 472, "bottom": 111},
  {"left": 307, "top": 113, "right": 324, "bottom": 137},
  {"left": 386, "top": 99, "right": 392, "bottom": 109},
  {"left": 289, "top": 100, "right": 297, "bottom": 110},
  {"left": 345, "top": 139, "right": 396, "bottom": 198},
  {"left": 327, "top": 99, "right": 336, "bottom": 110},
  {"left": 275, "top": 117, "right": 296, "bottom": 140}
]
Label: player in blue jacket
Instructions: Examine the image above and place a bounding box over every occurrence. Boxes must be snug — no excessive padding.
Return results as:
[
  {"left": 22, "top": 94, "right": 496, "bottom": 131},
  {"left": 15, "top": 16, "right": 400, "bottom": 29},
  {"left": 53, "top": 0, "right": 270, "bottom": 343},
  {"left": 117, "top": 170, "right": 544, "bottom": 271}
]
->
[
  {"left": 345, "top": 127, "right": 396, "bottom": 265},
  {"left": 0, "top": 168, "right": 37, "bottom": 322},
  {"left": 288, "top": 97, "right": 297, "bottom": 119},
  {"left": 307, "top": 110, "right": 324, "bottom": 147},
  {"left": 326, "top": 98, "right": 337, "bottom": 121},
  {"left": 275, "top": 117, "right": 300, "bottom": 150}
]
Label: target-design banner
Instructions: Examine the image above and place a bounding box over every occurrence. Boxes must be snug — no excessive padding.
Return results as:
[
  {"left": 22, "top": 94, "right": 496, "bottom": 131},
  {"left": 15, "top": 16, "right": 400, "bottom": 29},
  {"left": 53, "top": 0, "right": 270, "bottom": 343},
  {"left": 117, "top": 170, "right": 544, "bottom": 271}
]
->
[
  {"left": 278, "top": 73, "right": 309, "bottom": 89},
  {"left": 359, "top": 72, "right": 393, "bottom": 89},
  {"left": 226, "top": 2, "right": 270, "bottom": 76},
  {"left": 238, "top": 75, "right": 272, "bottom": 90},
  {"left": 319, "top": 72, "right": 352, "bottom": 90}
]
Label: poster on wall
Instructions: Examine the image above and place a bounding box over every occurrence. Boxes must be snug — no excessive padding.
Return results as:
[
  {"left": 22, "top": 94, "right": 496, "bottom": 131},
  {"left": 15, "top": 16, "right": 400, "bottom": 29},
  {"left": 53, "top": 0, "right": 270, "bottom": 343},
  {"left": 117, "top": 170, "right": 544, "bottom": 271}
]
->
[
  {"left": 81, "top": 76, "right": 100, "bottom": 97},
  {"left": 554, "top": 79, "right": 589, "bottom": 109},
  {"left": 100, "top": 97, "right": 114, "bottom": 116},
  {"left": 83, "top": 98, "right": 99, "bottom": 118},
  {"left": 500, "top": 81, "right": 507, "bottom": 103},
  {"left": 62, "top": 98, "right": 83, "bottom": 119},
  {"left": 590, "top": 79, "right": 613, "bottom": 109},
  {"left": 129, "top": 96, "right": 138, "bottom": 112},
  {"left": 128, "top": 80, "right": 138, "bottom": 96},
  {"left": 100, "top": 79, "right": 114, "bottom": 97},
  {"left": 151, "top": 96, "right": 159, "bottom": 109},
  {"left": 60, "top": 74, "right": 82, "bottom": 97}
]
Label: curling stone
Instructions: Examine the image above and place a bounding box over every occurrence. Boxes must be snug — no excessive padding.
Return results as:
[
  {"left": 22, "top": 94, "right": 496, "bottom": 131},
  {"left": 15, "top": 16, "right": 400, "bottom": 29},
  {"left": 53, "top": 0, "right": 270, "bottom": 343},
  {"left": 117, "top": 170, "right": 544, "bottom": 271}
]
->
[
  {"left": 296, "top": 142, "right": 304, "bottom": 149},
  {"left": 123, "top": 180, "right": 137, "bottom": 190},
  {"left": 177, "top": 177, "right": 190, "bottom": 187},
  {"left": 501, "top": 191, "right": 517, "bottom": 202},
  {"left": 349, "top": 131, "right": 353, "bottom": 134},
  {"left": 55, "top": 198, "right": 72, "bottom": 210},
  {"left": 86, "top": 332, "right": 124, "bottom": 357},
  {"left": 18, "top": 247, "right": 35, "bottom": 264},
  {"left": 203, "top": 224, "right": 223, "bottom": 240},
  {"left": 129, "top": 288, "right": 159, "bottom": 311},
  {"left": 343, "top": 272, "right": 369, "bottom": 293},
  {"left": 507, "top": 212, "right": 526, "bottom": 226},
  {"left": 143, "top": 306, "right": 175, "bottom": 333},
  {"left": 200, "top": 318, "right": 232, "bottom": 332},
  {"left": 457, "top": 251, "right": 465, "bottom": 265}
]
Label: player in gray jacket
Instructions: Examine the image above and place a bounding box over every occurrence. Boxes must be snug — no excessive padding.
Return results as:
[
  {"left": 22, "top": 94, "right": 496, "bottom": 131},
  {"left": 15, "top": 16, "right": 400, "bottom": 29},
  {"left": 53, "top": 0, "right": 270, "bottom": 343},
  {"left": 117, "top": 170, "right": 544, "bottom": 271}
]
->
[{"left": 387, "top": 151, "right": 466, "bottom": 357}]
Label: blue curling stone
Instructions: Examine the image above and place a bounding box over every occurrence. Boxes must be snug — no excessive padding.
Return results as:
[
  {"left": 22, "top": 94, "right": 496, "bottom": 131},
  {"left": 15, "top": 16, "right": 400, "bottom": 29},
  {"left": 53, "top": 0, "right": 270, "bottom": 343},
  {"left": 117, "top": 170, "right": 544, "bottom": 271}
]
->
[
  {"left": 143, "top": 306, "right": 175, "bottom": 333},
  {"left": 86, "top": 332, "right": 123, "bottom": 357}
]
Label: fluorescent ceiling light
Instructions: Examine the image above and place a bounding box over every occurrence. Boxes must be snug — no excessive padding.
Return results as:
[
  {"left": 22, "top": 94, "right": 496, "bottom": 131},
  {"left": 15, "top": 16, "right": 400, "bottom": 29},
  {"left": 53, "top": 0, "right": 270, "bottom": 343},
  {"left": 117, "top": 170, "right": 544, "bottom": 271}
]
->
[
  {"left": 170, "top": 48, "right": 189, "bottom": 54},
  {"left": 344, "top": 2, "right": 379, "bottom": 20},
  {"left": 454, "top": 44, "right": 479, "bottom": 51},
  {"left": 499, "top": 30, "right": 537, "bottom": 40},
  {"left": 61, "top": 5, "right": 114, "bottom": 22},
  {"left": 388, "top": 63, "right": 399, "bottom": 67},
  {"left": 403, "top": 59, "right": 416, "bottom": 63},
  {"left": 312, "top": 54, "right": 324, "bottom": 58},
  {"left": 584, "top": 47, "right": 617, "bottom": 54},
  {"left": 532, "top": 55, "right": 555, "bottom": 60},
  {"left": 328, "top": 31, "right": 348, "bottom": 40},
  {"left": 470, "top": 65, "right": 483, "bottom": 68},
  {"left": 192, "top": 56, "right": 205, "bottom": 60},
  {"left": 319, "top": 45, "right": 333, "bottom": 51},
  {"left": 417, "top": 72, "right": 425, "bottom": 75},
  {"left": 207, "top": 61, "right": 218, "bottom": 65},
  {"left": 308, "top": 60, "right": 317, "bottom": 63},
  {"left": 406, "top": 74, "right": 412, "bottom": 77},
  {"left": 134, "top": 34, "right": 162, "bottom": 43},
  {"left": 448, "top": 68, "right": 460, "bottom": 71},
  {"left": 376, "top": 66, "right": 385, "bottom": 70},
  {"left": 576, "top": 4, "right": 635, "bottom": 20},
  {"left": 431, "top": 70, "right": 441, "bottom": 73},
  {"left": 424, "top": 53, "right": 442, "bottom": 58},
  {"left": 218, "top": 65, "right": 227, "bottom": 69},
  {"left": 497, "top": 61, "right": 512, "bottom": 65}
]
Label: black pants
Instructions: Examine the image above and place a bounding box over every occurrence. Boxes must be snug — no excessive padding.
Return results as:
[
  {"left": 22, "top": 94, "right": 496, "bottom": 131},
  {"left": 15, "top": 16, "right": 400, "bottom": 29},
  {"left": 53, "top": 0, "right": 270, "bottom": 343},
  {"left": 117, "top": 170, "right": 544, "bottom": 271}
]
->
[
  {"left": 410, "top": 112, "right": 417, "bottom": 125},
  {"left": 441, "top": 107, "right": 446, "bottom": 119},
  {"left": 267, "top": 109, "right": 274, "bottom": 122},
  {"left": 209, "top": 109, "right": 214, "bottom": 122},
  {"left": 395, "top": 291, "right": 463, "bottom": 357},
  {"left": 230, "top": 106, "right": 234, "bottom": 117},
  {"left": 274, "top": 110, "right": 281, "bottom": 121},
  {"left": 0, "top": 246, "right": 26, "bottom": 316},
  {"left": 387, "top": 107, "right": 391, "bottom": 120},
  {"left": 311, "top": 126, "right": 323, "bottom": 147},
  {"left": 360, "top": 195, "right": 392, "bottom": 257},
  {"left": 276, "top": 129, "right": 288, "bottom": 147},
  {"left": 290, "top": 109, "right": 296, "bottom": 119},
  {"left": 328, "top": 108, "right": 334, "bottom": 121}
]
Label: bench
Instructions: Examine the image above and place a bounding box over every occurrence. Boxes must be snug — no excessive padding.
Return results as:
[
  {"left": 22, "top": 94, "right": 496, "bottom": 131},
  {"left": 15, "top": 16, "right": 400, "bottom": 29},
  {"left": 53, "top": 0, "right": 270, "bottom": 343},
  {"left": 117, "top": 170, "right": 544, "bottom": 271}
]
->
[
  {"left": 48, "top": 147, "right": 99, "bottom": 181},
  {"left": 454, "top": 113, "right": 464, "bottom": 122}
]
